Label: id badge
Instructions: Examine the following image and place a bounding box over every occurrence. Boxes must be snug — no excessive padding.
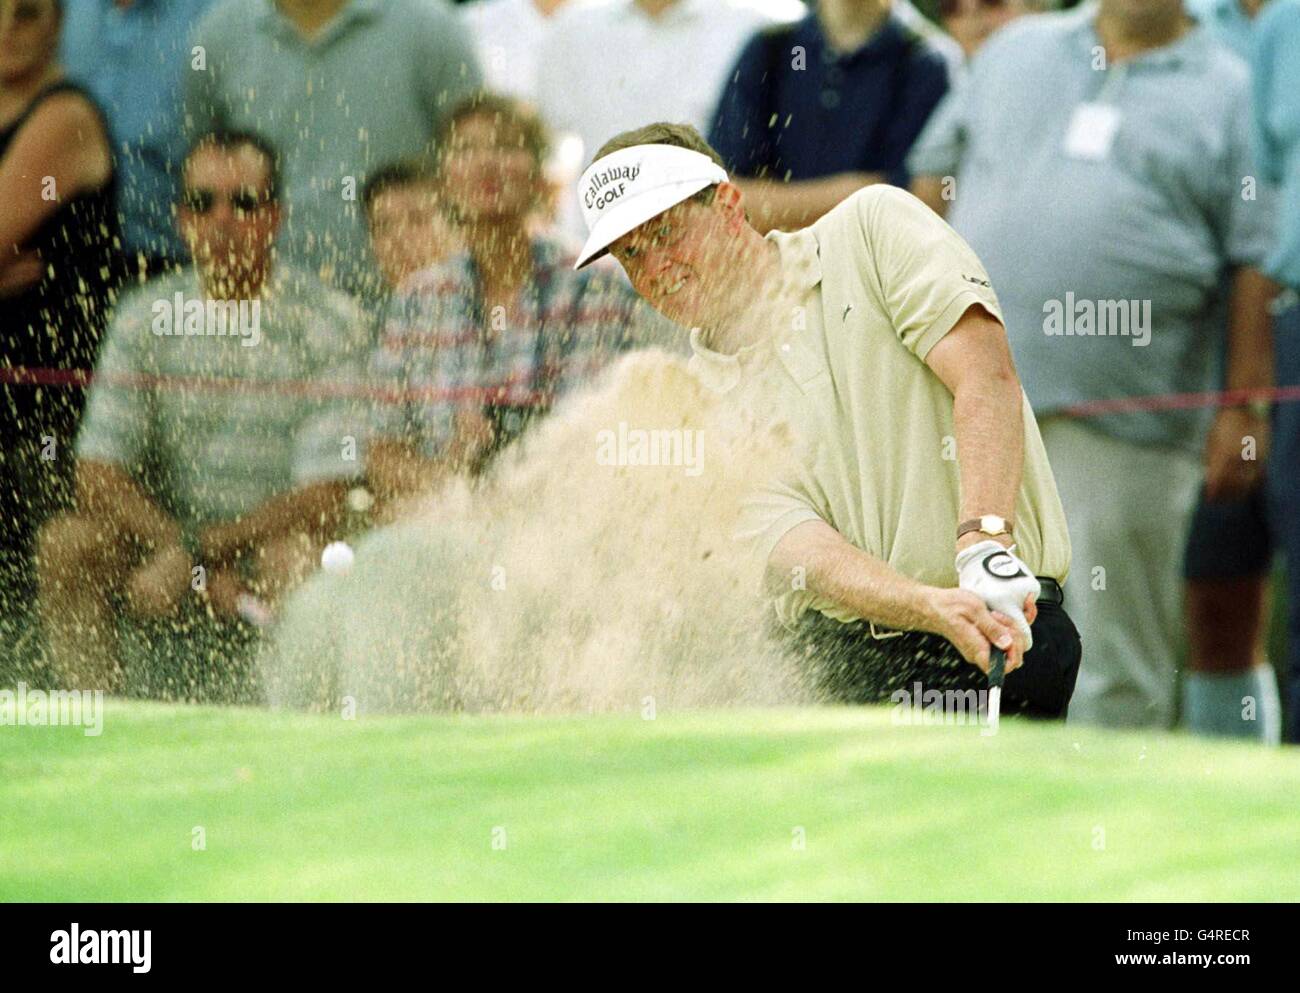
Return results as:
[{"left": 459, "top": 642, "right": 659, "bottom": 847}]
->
[{"left": 1063, "top": 103, "right": 1122, "bottom": 161}]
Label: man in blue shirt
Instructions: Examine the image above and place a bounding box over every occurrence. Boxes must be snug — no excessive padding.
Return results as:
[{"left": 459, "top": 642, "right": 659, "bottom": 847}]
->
[
  {"left": 59, "top": 0, "right": 216, "bottom": 278},
  {"left": 707, "top": 0, "right": 954, "bottom": 233},
  {"left": 908, "top": 0, "right": 1278, "bottom": 731},
  {"left": 1254, "top": 0, "right": 1300, "bottom": 741},
  {"left": 1173, "top": 0, "right": 1286, "bottom": 745},
  {"left": 185, "top": 0, "right": 481, "bottom": 302}
]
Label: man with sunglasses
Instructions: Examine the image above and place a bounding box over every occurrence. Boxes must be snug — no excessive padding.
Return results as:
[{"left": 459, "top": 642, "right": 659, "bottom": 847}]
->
[
  {"left": 185, "top": 0, "right": 481, "bottom": 302},
  {"left": 37, "top": 130, "right": 371, "bottom": 696}
]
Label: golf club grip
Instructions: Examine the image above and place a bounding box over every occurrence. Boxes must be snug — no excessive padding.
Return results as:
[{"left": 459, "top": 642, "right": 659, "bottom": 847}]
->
[{"left": 988, "top": 646, "right": 1007, "bottom": 689}]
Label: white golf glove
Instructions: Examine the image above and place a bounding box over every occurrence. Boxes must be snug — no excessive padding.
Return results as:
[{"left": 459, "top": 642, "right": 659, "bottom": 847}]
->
[{"left": 955, "top": 540, "right": 1040, "bottom": 651}]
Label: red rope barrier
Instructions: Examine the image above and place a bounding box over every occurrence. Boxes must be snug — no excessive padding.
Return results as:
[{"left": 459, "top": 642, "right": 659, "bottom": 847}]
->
[
  {"left": 1060, "top": 385, "right": 1300, "bottom": 417},
  {"left": 2, "top": 365, "right": 1298, "bottom": 415},
  {"left": 0, "top": 365, "right": 556, "bottom": 407}
]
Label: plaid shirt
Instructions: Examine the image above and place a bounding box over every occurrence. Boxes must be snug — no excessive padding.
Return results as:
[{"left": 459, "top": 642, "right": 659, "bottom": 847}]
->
[{"left": 369, "top": 236, "right": 644, "bottom": 458}]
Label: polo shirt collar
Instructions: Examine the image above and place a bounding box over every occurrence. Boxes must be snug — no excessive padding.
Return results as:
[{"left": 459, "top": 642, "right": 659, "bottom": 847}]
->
[
  {"left": 1071, "top": 1, "right": 1211, "bottom": 71},
  {"left": 258, "top": 0, "right": 383, "bottom": 43},
  {"left": 768, "top": 226, "right": 823, "bottom": 293},
  {"left": 688, "top": 327, "right": 764, "bottom": 395},
  {"left": 803, "top": 10, "right": 909, "bottom": 67},
  {"left": 687, "top": 230, "right": 821, "bottom": 394}
]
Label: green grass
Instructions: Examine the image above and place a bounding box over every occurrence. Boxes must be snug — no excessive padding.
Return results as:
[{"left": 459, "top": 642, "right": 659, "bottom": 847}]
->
[{"left": 2, "top": 701, "right": 1297, "bottom": 901}]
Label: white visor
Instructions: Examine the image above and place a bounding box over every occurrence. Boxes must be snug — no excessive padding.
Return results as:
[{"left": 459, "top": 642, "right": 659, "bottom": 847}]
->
[{"left": 573, "top": 143, "right": 728, "bottom": 270}]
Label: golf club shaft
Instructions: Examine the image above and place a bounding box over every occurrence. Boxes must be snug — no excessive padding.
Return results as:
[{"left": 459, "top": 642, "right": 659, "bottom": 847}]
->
[{"left": 989, "top": 646, "right": 1007, "bottom": 689}]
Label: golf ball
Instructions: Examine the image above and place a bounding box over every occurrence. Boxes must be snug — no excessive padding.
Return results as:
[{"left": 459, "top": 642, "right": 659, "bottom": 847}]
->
[{"left": 321, "top": 541, "right": 355, "bottom": 575}]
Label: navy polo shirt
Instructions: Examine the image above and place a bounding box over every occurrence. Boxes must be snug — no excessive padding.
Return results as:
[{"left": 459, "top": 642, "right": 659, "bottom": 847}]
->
[{"left": 707, "top": 12, "right": 951, "bottom": 188}]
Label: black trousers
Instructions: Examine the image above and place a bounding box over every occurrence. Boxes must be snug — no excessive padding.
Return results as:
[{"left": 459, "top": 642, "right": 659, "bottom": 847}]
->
[{"left": 782, "top": 591, "right": 1082, "bottom": 719}]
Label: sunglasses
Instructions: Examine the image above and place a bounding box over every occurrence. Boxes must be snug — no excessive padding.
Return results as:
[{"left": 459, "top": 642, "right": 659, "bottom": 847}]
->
[
  {"left": 938, "top": 0, "right": 1009, "bottom": 17},
  {"left": 180, "top": 189, "right": 273, "bottom": 215}
]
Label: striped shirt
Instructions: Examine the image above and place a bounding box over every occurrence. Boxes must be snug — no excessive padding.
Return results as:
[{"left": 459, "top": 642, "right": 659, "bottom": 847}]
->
[
  {"left": 368, "top": 236, "right": 647, "bottom": 459},
  {"left": 76, "top": 265, "right": 371, "bottom": 527}
]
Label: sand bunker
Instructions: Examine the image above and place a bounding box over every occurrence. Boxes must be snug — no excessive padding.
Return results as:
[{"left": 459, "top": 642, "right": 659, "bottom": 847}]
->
[{"left": 260, "top": 349, "right": 810, "bottom": 714}]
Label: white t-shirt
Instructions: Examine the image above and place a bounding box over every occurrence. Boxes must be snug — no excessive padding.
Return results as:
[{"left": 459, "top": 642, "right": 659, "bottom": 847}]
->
[
  {"left": 463, "top": 0, "right": 553, "bottom": 101},
  {"left": 538, "top": 0, "right": 804, "bottom": 238}
]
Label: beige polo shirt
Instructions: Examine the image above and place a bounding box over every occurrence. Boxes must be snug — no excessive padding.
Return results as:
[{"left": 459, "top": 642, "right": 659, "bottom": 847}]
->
[{"left": 689, "top": 185, "right": 1071, "bottom": 627}]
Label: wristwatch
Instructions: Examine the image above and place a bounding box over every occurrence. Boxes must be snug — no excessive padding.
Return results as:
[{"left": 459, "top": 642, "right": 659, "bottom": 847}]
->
[{"left": 957, "top": 514, "right": 1012, "bottom": 541}]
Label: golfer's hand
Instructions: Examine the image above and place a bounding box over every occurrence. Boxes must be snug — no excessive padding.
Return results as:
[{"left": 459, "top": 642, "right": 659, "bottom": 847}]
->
[
  {"left": 956, "top": 539, "right": 1040, "bottom": 651},
  {"left": 921, "top": 587, "right": 1032, "bottom": 675}
]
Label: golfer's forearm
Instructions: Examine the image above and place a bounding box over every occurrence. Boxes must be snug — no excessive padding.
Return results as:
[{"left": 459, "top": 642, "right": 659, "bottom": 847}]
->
[
  {"left": 952, "top": 374, "right": 1024, "bottom": 525},
  {"left": 199, "top": 481, "right": 347, "bottom": 561},
  {"left": 734, "top": 173, "right": 883, "bottom": 234},
  {"left": 75, "top": 461, "right": 181, "bottom": 550},
  {"left": 1224, "top": 268, "right": 1276, "bottom": 394},
  {"left": 769, "top": 519, "right": 936, "bottom": 630}
]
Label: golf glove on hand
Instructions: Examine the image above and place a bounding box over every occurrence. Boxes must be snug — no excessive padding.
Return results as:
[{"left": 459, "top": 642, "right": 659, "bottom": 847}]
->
[{"left": 956, "top": 540, "right": 1040, "bottom": 651}]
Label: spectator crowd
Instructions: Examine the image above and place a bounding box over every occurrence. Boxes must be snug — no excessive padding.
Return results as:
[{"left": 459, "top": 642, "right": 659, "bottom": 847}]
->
[{"left": 2, "top": 0, "right": 1298, "bottom": 744}]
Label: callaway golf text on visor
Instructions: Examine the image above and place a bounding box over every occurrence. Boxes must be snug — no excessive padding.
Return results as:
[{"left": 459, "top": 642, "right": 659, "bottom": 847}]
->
[{"left": 573, "top": 144, "right": 729, "bottom": 270}]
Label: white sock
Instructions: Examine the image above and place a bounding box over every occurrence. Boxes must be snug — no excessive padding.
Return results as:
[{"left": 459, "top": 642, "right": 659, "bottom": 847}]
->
[{"left": 1183, "top": 667, "right": 1281, "bottom": 743}]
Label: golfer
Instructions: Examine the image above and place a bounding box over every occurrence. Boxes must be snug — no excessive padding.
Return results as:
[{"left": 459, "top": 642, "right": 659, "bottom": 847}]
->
[{"left": 574, "top": 123, "right": 1079, "bottom": 717}]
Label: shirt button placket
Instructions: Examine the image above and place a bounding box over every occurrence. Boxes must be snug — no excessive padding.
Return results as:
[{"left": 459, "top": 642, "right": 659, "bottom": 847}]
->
[{"left": 821, "top": 60, "right": 845, "bottom": 111}]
